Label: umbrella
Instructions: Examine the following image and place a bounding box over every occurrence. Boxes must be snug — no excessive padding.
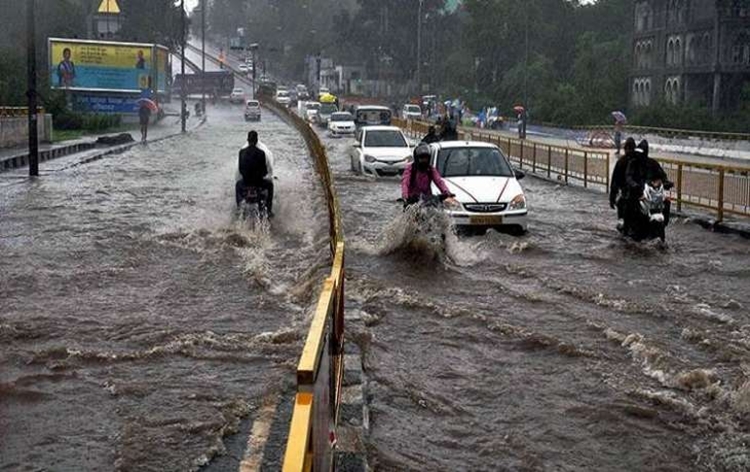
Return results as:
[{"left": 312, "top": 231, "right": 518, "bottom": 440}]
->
[
  {"left": 513, "top": 105, "right": 525, "bottom": 113},
  {"left": 136, "top": 98, "right": 158, "bottom": 112},
  {"left": 319, "top": 93, "right": 337, "bottom": 104},
  {"left": 611, "top": 111, "right": 627, "bottom": 123}
]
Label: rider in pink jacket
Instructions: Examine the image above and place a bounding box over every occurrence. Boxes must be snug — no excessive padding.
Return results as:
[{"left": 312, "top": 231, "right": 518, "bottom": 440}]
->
[{"left": 401, "top": 144, "right": 454, "bottom": 204}]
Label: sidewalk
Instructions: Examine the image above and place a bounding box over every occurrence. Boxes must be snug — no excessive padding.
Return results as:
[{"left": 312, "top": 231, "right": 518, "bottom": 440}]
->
[
  {"left": 465, "top": 125, "right": 750, "bottom": 171},
  {"left": 1, "top": 114, "right": 199, "bottom": 173}
]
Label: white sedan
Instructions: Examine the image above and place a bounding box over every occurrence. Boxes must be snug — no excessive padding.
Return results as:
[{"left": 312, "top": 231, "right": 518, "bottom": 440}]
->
[
  {"left": 275, "top": 90, "right": 292, "bottom": 106},
  {"left": 429, "top": 141, "right": 528, "bottom": 234},
  {"left": 327, "top": 112, "right": 356, "bottom": 137},
  {"left": 229, "top": 88, "right": 245, "bottom": 104},
  {"left": 304, "top": 101, "right": 321, "bottom": 122},
  {"left": 349, "top": 126, "right": 413, "bottom": 176}
]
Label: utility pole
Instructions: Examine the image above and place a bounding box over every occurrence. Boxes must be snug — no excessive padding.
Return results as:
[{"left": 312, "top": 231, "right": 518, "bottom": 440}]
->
[
  {"left": 27, "top": 0, "right": 39, "bottom": 177},
  {"left": 180, "top": 0, "right": 186, "bottom": 133},
  {"left": 416, "top": 0, "right": 423, "bottom": 95},
  {"left": 201, "top": 0, "right": 206, "bottom": 115}
]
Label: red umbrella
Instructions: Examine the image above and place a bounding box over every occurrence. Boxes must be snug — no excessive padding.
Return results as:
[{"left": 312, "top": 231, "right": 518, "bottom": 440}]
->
[
  {"left": 136, "top": 98, "right": 158, "bottom": 112},
  {"left": 513, "top": 105, "right": 525, "bottom": 114}
]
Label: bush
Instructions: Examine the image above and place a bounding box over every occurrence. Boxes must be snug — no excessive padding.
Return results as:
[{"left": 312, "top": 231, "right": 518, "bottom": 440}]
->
[{"left": 53, "top": 112, "right": 121, "bottom": 132}]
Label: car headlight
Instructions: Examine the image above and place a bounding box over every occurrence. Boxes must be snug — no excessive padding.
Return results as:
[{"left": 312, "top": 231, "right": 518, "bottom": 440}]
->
[
  {"left": 364, "top": 155, "right": 377, "bottom": 163},
  {"left": 509, "top": 194, "right": 527, "bottom": 211},
  {"left": 445, "top": 199, "right": 462, "bottom": 210}
]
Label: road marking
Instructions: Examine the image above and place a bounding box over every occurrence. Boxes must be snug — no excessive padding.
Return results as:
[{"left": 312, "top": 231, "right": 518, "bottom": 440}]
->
[{"left": 239, "top": 395, "right": 280, "bottom": 472}]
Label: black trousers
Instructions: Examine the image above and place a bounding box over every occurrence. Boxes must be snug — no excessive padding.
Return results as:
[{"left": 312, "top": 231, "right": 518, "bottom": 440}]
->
[{"left": 235, "top": 179, "right": 274, "bottom": 212}]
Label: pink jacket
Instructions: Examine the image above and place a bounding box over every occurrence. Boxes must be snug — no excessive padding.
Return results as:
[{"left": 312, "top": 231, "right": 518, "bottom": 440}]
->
[{"left": 401, "top": 164, "right": 452, "bottom": 199}]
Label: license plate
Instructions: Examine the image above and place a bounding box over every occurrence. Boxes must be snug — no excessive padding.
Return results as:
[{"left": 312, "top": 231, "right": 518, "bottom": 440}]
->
[{"left": 470, "top": 215, "right": 503, "bottom": 225}]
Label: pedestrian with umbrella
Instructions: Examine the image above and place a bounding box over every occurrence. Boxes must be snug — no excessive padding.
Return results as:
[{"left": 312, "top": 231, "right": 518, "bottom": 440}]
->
[
  {"left": 137, "top": 98, "right": 158, "bottom": 143},
  {"left": 612, "top": 111, "right": 627, "bottom": 155},
  {"left": 514, "top": 105, "right": 526, "bottom": 139}
]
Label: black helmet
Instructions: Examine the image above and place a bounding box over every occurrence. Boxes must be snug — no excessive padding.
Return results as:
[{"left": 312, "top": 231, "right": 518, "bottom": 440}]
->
[
  {"left": 637, "top": 139, "right": 649, "bottom": 157},
  {"left": 413, "top": 143, "right": 431, "bottom": 160}
]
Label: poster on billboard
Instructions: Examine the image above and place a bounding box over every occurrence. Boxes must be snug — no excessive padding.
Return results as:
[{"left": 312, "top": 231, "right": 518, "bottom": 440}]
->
[
  {"left": 155, "top": 46, "right": 169, "bottom": 93},
  {"left": 49, "top": 38, "right": 168, "bottom": 93}
]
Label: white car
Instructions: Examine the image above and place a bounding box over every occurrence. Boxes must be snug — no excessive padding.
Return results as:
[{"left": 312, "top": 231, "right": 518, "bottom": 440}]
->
[
  {"left": 428, "top": 141, "right": 528, "bottom": 234},
  {"left": 239, "top": 64, "right": 249, "bottom": 73},
  {"left": 229, "top": 87, "right": 246, "bottom": 104},
  {"left": 327, "top": 112, "right": 355, "bottom": 137},
  {"left": 276, "top": 90, "right": 292, "bottom": 106},
  {"left": 304, "top": 101, "right": 321, "bottom": 122},
  {"left": 349, "top": 126, "right": 412, "bottom": 176},
  {"left": 402, "top": 104, "right": 422, "bottom": 120}
]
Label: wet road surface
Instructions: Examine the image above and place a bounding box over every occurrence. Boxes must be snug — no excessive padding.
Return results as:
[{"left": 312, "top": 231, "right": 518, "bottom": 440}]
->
[
  {"left": 317, "top": 127, "right": 750, "bottom": 471},
  {"left": 0, "top": 106, "right": 329, "bottom": 471}
]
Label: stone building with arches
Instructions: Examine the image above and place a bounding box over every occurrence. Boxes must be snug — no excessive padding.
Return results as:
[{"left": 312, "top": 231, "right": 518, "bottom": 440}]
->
[{"left": 630, "top": 0, "right": 750, "bottom": 112}]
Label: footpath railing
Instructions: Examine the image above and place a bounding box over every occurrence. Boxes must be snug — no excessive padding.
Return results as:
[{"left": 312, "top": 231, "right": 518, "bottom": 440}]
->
[
  {"left": 395, "top": 118, "right": 750, "bottom": 221},
  {"left": 0, "top": 106, "right": 45, "bottom": 117},
  {"left": 264, "top": 100, "right": 346, "bottom": 472}
]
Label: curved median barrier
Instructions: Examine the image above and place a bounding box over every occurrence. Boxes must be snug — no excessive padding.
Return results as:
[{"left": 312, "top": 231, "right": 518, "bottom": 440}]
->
[
  {"left": 263, "top": 99, "right": 346, "bottom": 472},
  {"left": 396, "top": 118, "right": 750, "bottom": 222}
]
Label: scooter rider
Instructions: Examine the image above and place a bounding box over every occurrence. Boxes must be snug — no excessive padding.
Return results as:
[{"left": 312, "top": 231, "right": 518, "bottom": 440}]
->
[
  {"left": 401, "top": 144, "right": 456, "bottom": 206},
  {"left": 421, "top": 125, "right": 440, "bottom": 144},
  {"left": 236, "top": 130, "right": 274, "bottom": 217},
  {"left": 624, "top": 139, "right": 672, "bottom": 229},
  {"left": 609, "top": 137, "right": 637, "bottom": 224}
]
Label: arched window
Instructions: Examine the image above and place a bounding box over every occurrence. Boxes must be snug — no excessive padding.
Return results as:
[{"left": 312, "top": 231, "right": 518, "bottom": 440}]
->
[
  {"left": 633, "top": 80, "right": 640, "bottom": 105},
  {"left": 636, "top": 2, "right": 652, "bottom": 32},
  {"left": 731, "top": 32, "right": 750, "bottom": 64},
  {"left": 667, "top": 38, "right": 674, "bottom": 66},
  {"left": 635, "top": 43, "right": 643, "bottom": 68},
  {"left": 645, "top": 80, "right": 652, "bottom": 106},
  {"left": 703, "top": 32, "right": 712, "bottom": 64},
  {"left": 647, "top": 41, "right": 653, "bottom": 67},
  {"left": 687, "top": 36, "right": 695, "bottom": 64},
  {"left": 675, "top": 37, "right": 682, "bottom": 65}
]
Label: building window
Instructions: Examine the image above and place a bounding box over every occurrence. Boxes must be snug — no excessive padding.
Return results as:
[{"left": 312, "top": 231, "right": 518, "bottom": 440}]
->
[
  {"left": 732, "top": 32, "right": 750, "bottom": 65},
  {"left": 645, "top": 80, "right": 652, "bottom": 106},
  {"left": 667, "top": 38, "right": 675, "bottom": 66},
  {"left": 675, "top": 37, "right": 682, "bottom": 65},
  {"left": 636, "top": 2, "right": 652, "bottom": 32}
]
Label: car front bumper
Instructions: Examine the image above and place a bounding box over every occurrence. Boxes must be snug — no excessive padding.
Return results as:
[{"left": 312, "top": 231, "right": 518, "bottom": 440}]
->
[
  {"left": 446, "top": 210, "right": 528, "bottom": 229},
  {"left": 329, "top": 127, "right": 355, "bottom": 135},
  {"left": 362, "top": 160, "right": 410, "bottom": 176}
]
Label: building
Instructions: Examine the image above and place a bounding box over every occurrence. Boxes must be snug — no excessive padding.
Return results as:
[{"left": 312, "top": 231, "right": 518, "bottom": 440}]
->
[
  {"left": 630, "top": 0, "right": 750, "bottom": 112},
  {"left": 88, "top": 0, "right": 124, "bottom": 40}
]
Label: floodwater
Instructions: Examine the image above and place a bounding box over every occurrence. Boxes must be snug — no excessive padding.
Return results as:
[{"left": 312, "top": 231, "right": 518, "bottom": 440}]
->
[
  {"left": 0, "top": 107, "right": 329, "bottom": 471},
  {"left": 319, "top": 128, "right": 750, "bottom": 471}
]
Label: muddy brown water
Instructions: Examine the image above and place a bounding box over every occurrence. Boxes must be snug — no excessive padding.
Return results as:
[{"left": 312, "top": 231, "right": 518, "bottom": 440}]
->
[
  {"left": 319, "top": 129, "right": 750, "bottom": 472},
  {"left": 1, "top": 107, "right": 330, "bottom": 471}
]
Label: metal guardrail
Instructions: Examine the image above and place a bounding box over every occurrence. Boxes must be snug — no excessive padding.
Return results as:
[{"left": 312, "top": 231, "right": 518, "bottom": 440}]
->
[
  {"left": 262, "top": 100, "right": 346, "bottom": 472},
  {"left": 396, "top": 118, "right": 750, "bottom": 221},
  {"left": 0, "top": 107, "right": 45, "bottom": 117},
  {"left": 531, "top": 121, "right": 750, "bottom": 142}
]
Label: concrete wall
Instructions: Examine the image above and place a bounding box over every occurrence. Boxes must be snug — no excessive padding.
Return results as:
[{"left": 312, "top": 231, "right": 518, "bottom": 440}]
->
[{"left": 0, "top": 114, "right": 53, "bottom": 148}]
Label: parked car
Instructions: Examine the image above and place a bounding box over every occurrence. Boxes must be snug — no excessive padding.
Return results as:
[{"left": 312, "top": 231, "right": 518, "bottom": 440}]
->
[
  {"left": 428, "top": 141, "right": 528, "bottom": 234},
  {"left": 402, "top": 104, "right": 422, "bottom": 120},
  {"left": 349, "top": 126, "right": 413, "bottom": 176},
  {"left": 317, "top": 103, "right": 338, "bottom": 127},
  {"left": 244, "top": 99, "right": 261, "bottom": 121},
  {"left": 276, "top": 90, "right": 292, "bottom": 106},
  {"left": 304, "top": 101, "right": 321, "bottom": 122},
  {"left": 327, "top": 111, "right": 356, "bottom": 137},
  {"left": 229, "top": 88, "right": 246, "bottom": 104},
  {"left": 354, "top": 105, "right": 392, "bottom": 128}
]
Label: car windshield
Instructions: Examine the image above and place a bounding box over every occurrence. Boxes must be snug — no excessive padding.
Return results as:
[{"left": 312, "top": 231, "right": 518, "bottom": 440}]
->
[
  {"left": 306, "top": 103, "right": 320, "bottom": 110},
  {"left": 405, "top": 105, "right": 420, "bottom": 113},
  {"left": 277, "top": 91, "right": 289, "bottom": 97},
  {"left": 320, "top": 104, "right": 337, "bottom": 114},
  {"left": 364, "top": 130, "right": 407, "bottom": 148},
  {"left": 330, "top": 113, "right": 353, "bottom": 122},
  {"left": 436, "top": 147, "right": 514, "bottom": 177}
]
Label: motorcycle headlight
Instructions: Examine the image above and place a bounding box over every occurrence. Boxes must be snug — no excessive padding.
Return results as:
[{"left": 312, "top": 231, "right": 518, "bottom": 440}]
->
[
  {"left": 509, "top": 194, "right": 526, "bottom": 211},
  {"left": 364, "top": 155, "right": 377, "bottom": 163}
]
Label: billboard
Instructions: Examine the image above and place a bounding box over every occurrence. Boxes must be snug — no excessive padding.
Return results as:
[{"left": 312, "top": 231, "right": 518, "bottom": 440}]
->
[
  {"left": 71, "top": 94, "right": 142, "bottom": 114},
  {"left": 49, "top": 38, "right": 169, "bottom": 94}
]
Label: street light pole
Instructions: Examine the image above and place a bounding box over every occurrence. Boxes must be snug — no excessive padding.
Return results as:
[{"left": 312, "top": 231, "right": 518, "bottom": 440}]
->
[
  {"left": 201, "top": 0, "right": 206, "bottom": 115},
  {"left": 27, "top": 0, "right": 39, "bottom": 177},
  {"left": 416, "top": 0, "right": 423, "bottom": 95},
  {"left": 180, "top": 0, "right": 186, "bottom": 133}
]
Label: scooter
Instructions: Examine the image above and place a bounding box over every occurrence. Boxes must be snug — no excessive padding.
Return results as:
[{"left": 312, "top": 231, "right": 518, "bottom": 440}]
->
[
  {"left": 238, "top": 186, "right": 270, "bottom": 221},
  {"left": 621, "top": 180, "right": 672, "bottom": 242}
]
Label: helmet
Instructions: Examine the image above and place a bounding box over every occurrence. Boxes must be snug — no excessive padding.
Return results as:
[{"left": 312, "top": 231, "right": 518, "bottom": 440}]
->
[{"left": 413, "top": 143, "right": 431, "bottom": 160}]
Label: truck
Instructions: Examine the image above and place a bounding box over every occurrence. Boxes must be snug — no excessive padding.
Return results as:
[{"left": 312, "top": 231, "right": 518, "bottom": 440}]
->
[{"left": 172, "top": 71, "right": 235, "bottom": 97}]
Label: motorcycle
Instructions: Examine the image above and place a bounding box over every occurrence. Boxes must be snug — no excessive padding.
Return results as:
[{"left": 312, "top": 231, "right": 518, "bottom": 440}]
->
[
  {"left": 621, "top": 180, "right": 672, "bottom": 242},
  {"left": 400, "top": 194, "right": 454, "bottom": 245},
  {"left": 238, "top": 186, "right": 270, "bottom": 221}
]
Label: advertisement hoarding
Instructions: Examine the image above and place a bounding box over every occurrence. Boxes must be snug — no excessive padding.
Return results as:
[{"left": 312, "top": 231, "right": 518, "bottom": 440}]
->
[{"left": 49, "top": 38, "right": 169, "bottom": 94}]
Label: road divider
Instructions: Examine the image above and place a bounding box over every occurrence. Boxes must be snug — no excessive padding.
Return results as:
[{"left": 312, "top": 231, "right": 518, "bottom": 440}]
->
[
  {"left": 395, "top": 118, "right": 750, "bottom": 221},
  {"left": 262, "top": 99, "right": 346, "bottom": 472}
]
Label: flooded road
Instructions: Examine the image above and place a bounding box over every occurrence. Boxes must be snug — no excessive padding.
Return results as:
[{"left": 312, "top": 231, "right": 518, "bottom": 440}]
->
[
  {"left": 0, "top": 107, "right": 329, "bottom": 471},
  {"left": 318, "top": 128, "right": 750, "bottom": 471}
]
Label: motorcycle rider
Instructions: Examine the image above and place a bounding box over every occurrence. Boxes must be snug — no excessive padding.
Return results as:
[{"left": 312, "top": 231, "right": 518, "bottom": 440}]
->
[
  {"left": 609, "top": 137, "right": 637, "bottom": 226},
  {"left": 440, "top": 117, "right": 459, "bottom": 141},
  {"left": 236, "top": 130, "right": 274, "bottom": 217},
  {"left": 401, "top": 144, "right": 456, "bottom": 206},
  {"left": 421, "top": 125, "right": 440, "bottom": 144},
  {"left": 623, "top": 139, "right": 672, "bottom": 231}
]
